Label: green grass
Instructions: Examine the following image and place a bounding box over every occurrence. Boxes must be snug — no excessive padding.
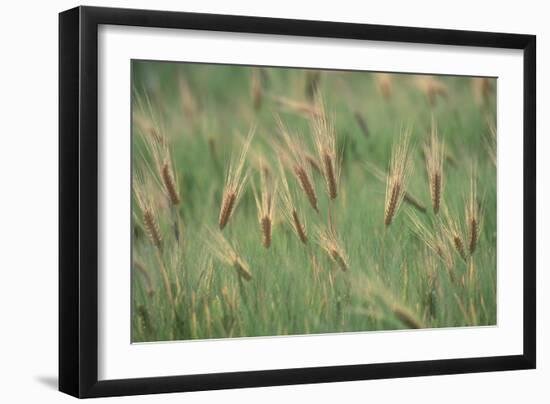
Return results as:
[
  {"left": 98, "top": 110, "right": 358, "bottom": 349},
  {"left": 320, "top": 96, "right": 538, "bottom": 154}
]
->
[{"left": 131, "top": 61, "right": 497, "bottom": 342}]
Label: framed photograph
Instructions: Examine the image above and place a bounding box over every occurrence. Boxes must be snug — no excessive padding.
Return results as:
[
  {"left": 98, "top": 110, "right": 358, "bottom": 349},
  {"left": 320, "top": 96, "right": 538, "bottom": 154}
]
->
[{"left": 59, "top": 6, "right": 536, "bottom": 398}]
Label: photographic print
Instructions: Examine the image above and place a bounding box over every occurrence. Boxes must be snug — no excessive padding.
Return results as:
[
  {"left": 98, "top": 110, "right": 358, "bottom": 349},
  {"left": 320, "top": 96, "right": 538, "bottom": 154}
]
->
[{"left": 131, "top": 61, "right": 497, "bottom": 343}]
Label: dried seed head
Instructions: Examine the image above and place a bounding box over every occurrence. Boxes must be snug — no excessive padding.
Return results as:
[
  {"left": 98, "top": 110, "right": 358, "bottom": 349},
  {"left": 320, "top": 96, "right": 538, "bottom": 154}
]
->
[
  {"left": 453, "top": 234, "right": 467, "bottom": 261},
  {"left": 161, "top": 160, "right": 180, "bottom": 205},
  {"left": 485, "top": 119, "right": 497, "bottom": 167},
  {"left": 403, "top": 193, "right": 427, "bottom": 214},
  {"left": 133, "top": 260, "right": 155, "bottom": 297},
  {"left": 408, "top": 211, "right": 454, "bottom": 270},
  {"left": 133, "top": 173, "right": 162, "bottom": 250},
  {"left": 134, "top": 91, "right": 182, "bottom": 207},
  {"left": 292, "top": 209, "right": 308, "bottom": 244},
  {"left": 219, "top": 192, "right": 236, "bottom": 230},
  {"left": 132, "top": 89, "right": 167, "bottom": 146},
  {"left": 234, "top": 257, "right": 252, "bottom": 281},
  {"left": 252, "top": 166, "right": 277, "bottom": 249},
  {"left": 366, "top": 161, "right": 426, "bottom": 214},
  {"left": 143, "top": 210, "right": 162, "bottom": 250},
  {"left": 432, "top": 173, "right": 442, "bottom": 214},
  {"left": 133, "top": 113, "right": 164, "bottom": 145},
  {"left": 323, "top": 152, "right": 337, "bottom": 199},
  {"left": 466, "top": 169, "right": 482, "bottom": 255},
  {"left": 218, "top": 128, "right": 254, "bottom": 229},
  {"left": 385, "top": 182, "right": 401, "bottom": 226},
  {"left": 305, "top": 152, "right": 321, "bottom": 174},
  {"left": 442, "top": 206, "right": 467, "bottom": 262},
  {"left": 278, "top": 159, "right": 308, "bottom": 244},
  {"left": 425, "top": 116, "right": 444, "bottom": 215},
  {"left": 468, "top": 217, "right": 478, "bottom": 255},
  {"left": 276, "top": 118, "right": 319, "bottom": 213},
  {"left": 310, "top": 96, "right": 340, "bottom": 200},
  {"left": 261, "top": 216, "right": 272, "bottom": 248},
  {"left": 316, "top": 226, "right": 349, "bottom": 272},
  {"left": 384, "top": 129, "right": 413, "bottom": 226},
  {"left": 206, "top": 228, "right": 252, "bottom": 281},
  {"left": 272, "top": 95, "right": 321, "bottom": 118},
  {"left": 295, "top": 166, "right": 318, "bottom": 212},
  {"left": 393, "top": 305, "right": 423, "bottom": 329}
]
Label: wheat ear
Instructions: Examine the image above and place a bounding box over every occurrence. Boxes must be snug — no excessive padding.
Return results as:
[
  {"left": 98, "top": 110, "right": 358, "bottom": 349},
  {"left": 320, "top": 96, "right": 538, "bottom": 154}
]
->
[
  {"left": 384, "top": 128, "right": 414, "bottom": 226},
  {"left": 311, "top": 96, "right": 340, "bottom": 200},
  {"left": 366, "top": 161, "right": 426, "bottom": 214},
  {"left": 218, "top": 127, "right": 254, "bottom": 229},
  {"left": 252, "top": 163, "right": 277, "bottom": 249},
  {"left": 206, "top": 228, "right": 252, "bottom": 281},
  {"left": 466, "top": 169, "right": 482, "bottom": 255},
  {"left": 425, "top": 116, "right": 444, "bottom": 214},
  {"left": 276, "top": 117, "right": 319, "bottom": 212},
  {"left": 133, "top": 173, "right": 162, "bottom": 250},
  {"left": 316, "top": 226, "right": 349, "bottom": 272},
  {"left": 278, "top": 158, "right": 308, "bottom": 244}
]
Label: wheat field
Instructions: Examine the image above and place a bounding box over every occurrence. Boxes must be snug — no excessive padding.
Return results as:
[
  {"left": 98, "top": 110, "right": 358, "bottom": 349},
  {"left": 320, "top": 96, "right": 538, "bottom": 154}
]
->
[{"left": 131, "top": 61, "right": 497, "bottom": 342}]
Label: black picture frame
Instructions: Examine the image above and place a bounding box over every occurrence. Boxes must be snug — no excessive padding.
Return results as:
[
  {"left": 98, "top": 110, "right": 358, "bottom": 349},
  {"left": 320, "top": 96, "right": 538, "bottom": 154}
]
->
[{"left": 59, "top": 5, "right": 536, "bottom": 398}]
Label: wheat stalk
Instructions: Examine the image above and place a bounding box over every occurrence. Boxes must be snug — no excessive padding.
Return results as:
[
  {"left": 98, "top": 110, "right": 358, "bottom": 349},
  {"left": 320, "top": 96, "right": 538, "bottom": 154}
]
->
[
  {"left": 311, "top": 96, "right": 340, "bottom": 200},
  {"left": 252, "top": 161, "right": 277, "bottom": 248},
  {"left": 133, "top": 113, "right": 164, "bottom": 145},
  {"left": 408, "top": 211, "right": 454, "bottom": 270},
  {"left": 316, "top": 226, "right": 349, "bottom": 272},
  {"left": 271, "top": 95, "right": 321, "bottom": 118},
  {"left": 161, "top": 160, "right": 180, "bottom": 205},
  {"left": 218, "top": 127, "right": 254, "bottom": 229},
  {"left": 132, "top": 87, "right": 168, "bottom": 144},
  {"left": 278, "top": 159, "right": 308, "bottom": 244},
  {"left": 392, "top": 304, "right": 424, "bottom": 329},
  {"left": 133, "top": 171, "right": 176, "bottom": 305},
  {"left": 304, "top": 152, "right": 322, "bottom": 174},
  {"left": 295, "top": 166, "right": 318, "bottom": 212},
  {"left": 466, "top": 169, "right": 482, "bottom": 255},
  {"left": 133, "top": 259, "right": 155, "bottom": 297},
  {"left": 133, "top": 173, "right": 162, "bottom": 250},
  {"left": 453, "top": 234, "right": 467, "bottom": 261},
  {"left": 206, "top": 228, "right": 252, "bottom": 281},
  {"left": 366, "top": 161, "right": 426, "bottom": 214},
  {"left": 485, "top": 119, "right": 497, "bottom": 167},
  {"left": 442, "top": 206, "right": 467, "bottom": 262},
  {"left": 425, "top": 116, "right": 444, "bottom": 214},
  {"left": 276, "top": 118, "right": 319, "bottom": 212},
  {"left": 134, "top": 97, "right": 181, "bottom": 209},
  {"left": 361, "top": 278, "right": 425, "bottom": 329},
  {"left": 143, "top": 210, "right": 162, "bottom": 250},
  {"left": 384, "top": 128, "right": 414, "bottom": 226},
  {"left": 403, "top": 193, "right": 427, "bottom": 213},
  {"left": 136, "top": 105, "right": 185, "bottom": 243}
]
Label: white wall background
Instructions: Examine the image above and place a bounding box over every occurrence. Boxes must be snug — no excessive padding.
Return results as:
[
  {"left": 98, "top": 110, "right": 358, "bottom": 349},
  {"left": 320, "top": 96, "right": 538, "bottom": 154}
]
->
[{"left": 0, "top": 0, "right": 546, "bottom": 402}]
